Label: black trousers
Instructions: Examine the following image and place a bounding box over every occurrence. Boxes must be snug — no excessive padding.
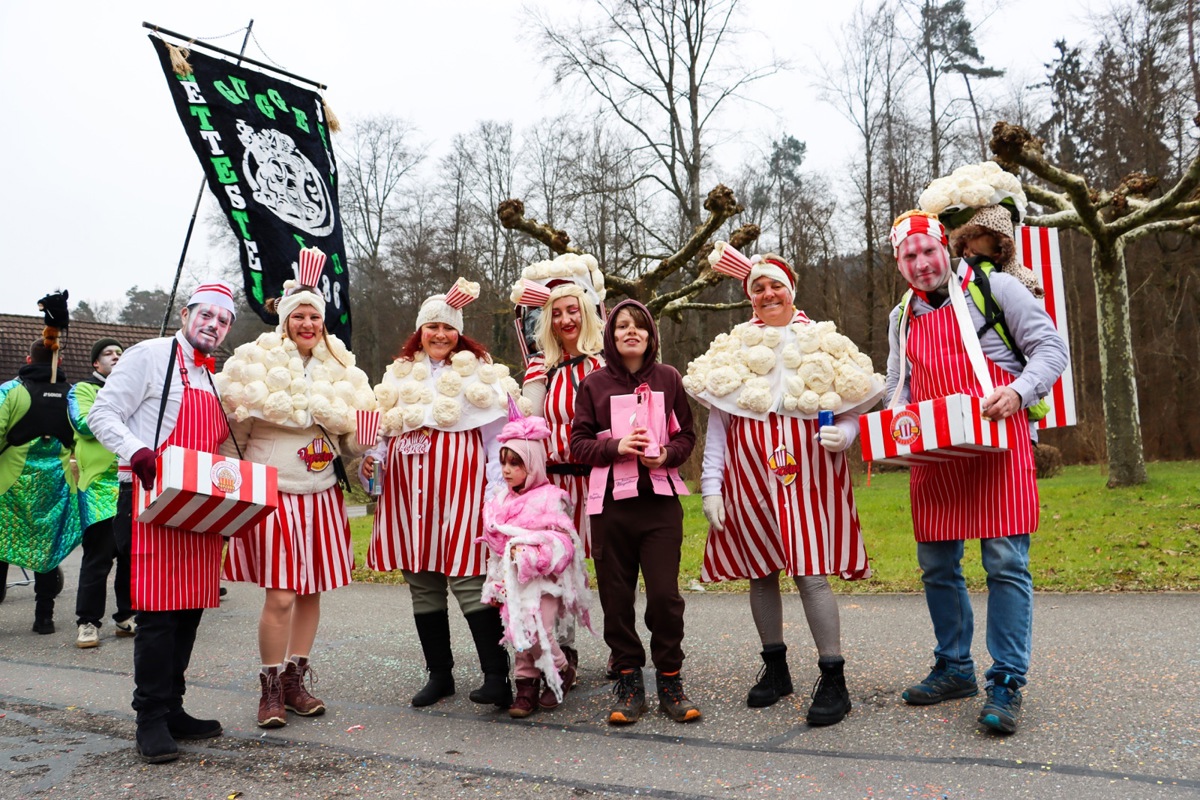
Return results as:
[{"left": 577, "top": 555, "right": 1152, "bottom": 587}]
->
[
  {"left": 0, "top": 562, "right": 62, "bottom": 603},
  {"left": 74, "top": 516, "right": 132, "bottom": 627},
  {"left": 114, "top": 483, "right": 205, "bottom": 724}
]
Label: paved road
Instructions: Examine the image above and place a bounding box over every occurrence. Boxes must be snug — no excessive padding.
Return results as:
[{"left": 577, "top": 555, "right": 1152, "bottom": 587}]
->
[{"left": 1, "top": 551, "right": 1197, "bottom": 799}]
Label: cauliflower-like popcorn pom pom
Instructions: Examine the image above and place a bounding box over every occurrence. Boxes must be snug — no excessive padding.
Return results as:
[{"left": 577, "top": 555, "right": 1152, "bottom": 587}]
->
[
  {"left": 432, "top": 397, "right": 462, "bottom": 427},
  {"left": 820, "top": 332, "right": 851, "bottom": 359},
  {"left": 785, "top": 376, "right": 807, "bottom": 397},
  {"left": 263, "top": 391, "right": 293, "bottom": 424},
  {"left": 835, "top": 367, "right": 873, "bottom": 403},
  {"left": 794, "top": 325, "right": 821, "bottom": 354},
  {"left": 410, "top": 363, "right": 430, "bottom": 382},
  {"left": 265, "top": 367, "right": 292, "bottom": 393},
  {"left": 264, "top": 348, "right": 290, "bottom": 369},
  {"left": 737, "top": 378, "right": 774, "bottom": 414},
  {"left": 780, "top": 344, "right": 803, "bottom": 370},
  {"left": 257, "top": 332, "right": 283, "bottom": 350},
  {"left": 290, "top": 393, "right": 309, "bottom": 411},
  {"left": 493, "top": 363, "right": 511, "bottom": 380},
  {"left": 291, "top": 409, "right": 308, "bottom": 425},
  {"left": 738, "top": 324, "right": 764, "bottom": 347},
  {"left": 813, "top": 321, "right": 836, "bottom": 337},
  {"left": 711, "top": 333, "right": 733, "bottom": 350},
  {"left": 819, "top": 391, "right": 843, "bottom": 411},
  {"left": 796, "top": 390, "right": 821, "bottom": 415},
  {"left": 518, "top": 397, "right": 535, "bottom": 416},
  {"left": 212, "top": 371, "right": 231, "bottom": 393},
  {"left": 682, "top": 374, "right": 705, "bottom": 395},
  {"left": 799, "top": 356, "right": 835, "bottom": 393},
  {"left": 233, "top": 342, "right": 257, "bottom": 359},
  {"left": 382, "top": 407, "right": 406, "bottom": 435},
  {"left": 500, "top": 376, "right": 520, "bottom": 397},
  {"left": 234, "top": 405, "right": 252, "bottom": 422},
  {"left": 783, "top": 395, "right": 799, "bottom": 412},
  {"left": 452, "top": 351, "right": 479, "bottom": 376},
  {"left": 761, "top": 327, "right": 783, "bottom": 348},
  {"left": 354, "top": 388, "right": 377, "bottom": 410},
  {"left": 347, "top": 367, "right": 370, "bottom": 388},
  {"left": 309, "top": 394, "right": 332, "bottom": 418},
  {"left": 742, "top": 345, "right": 777, "bottom": 376},
  {"left": 419, "top": 387, "right": 434, "bottom": 405},
  {"left": 223, "top": 361, "right": 245, "bottom": 383},
  {"left": 375, "top": 383, "right": 399, "bottom": 409},
  {"left": 476, "top": 364, "right": 500, "bottom": 384},
  {"left": 326, "top": 361, "right": 347, "bottom": 383},
  {"left": 222, "top": 381, "right": 246, "bottom": 410},
  {"left": 852, "top": 352, "right": 874, "bottom": 371},
  {"left": 335, "top": 382, "right": 359, "bottom": 406},
  {"left": 310, "top": 380, "right": 336, "bottom": 401},
  {"left": 465, "top": 382, "right": 498, "bottom": 409},
  {"left": 402, "top": 404, "right": 426, "bottom": 429},
  {"left": 398, "top": 380, "right": 423, "bottom": 405},
  {"left": 242, "top": 381, "right": 269, "bottom": 407},
  {"left": 288, "top": 357, "right": 306, "bottom": 376},
  {"left": 312, "top": 341, "right": 330, "bottom": 360},
  {"left": 327, "top": 337, "right": 350, "bottom": 363},
  {"left": 243, "top": 363, "right": 268, "bottom": 384},
  {"left": 391, "top": 359, "right": 413, "bottom": 379},
  {"left": 705, "top": 366, "right": 742, "bottom": 397},
  {"left": 436, "top": 370, "right": 464, "bottom": 397},
  {"left": 309, "top": 364, "right": 332, "bottom": 383},
  {"left": 282, "top": 338, "right": 298, "bottom": 353}
]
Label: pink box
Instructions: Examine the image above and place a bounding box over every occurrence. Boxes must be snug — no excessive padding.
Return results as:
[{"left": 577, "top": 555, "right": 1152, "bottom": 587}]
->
[
  {"left": 356, "top": 409, "right": 381, "bottom": 447},
  {"left": 859, "top": 394, "right": 1020, "bottom": 466},
  {"left": 297, "top": 247, "right": 326, "bottom": 287},
  {"left": 135, "top": 446, "right": 278, "bottom": 538}
]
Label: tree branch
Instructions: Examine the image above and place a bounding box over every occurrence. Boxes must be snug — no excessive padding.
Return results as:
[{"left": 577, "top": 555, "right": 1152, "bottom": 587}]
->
[
  {"left": 638, "top": 184, "right": 743, "bottom": 295},
  {"left": 1119, "top": 216, "right": 1200, "bottom": 244},
  {"left": 1109, "top": 150, "right": 1200, "bottom": 235},
  {"left": 496, "top": 198, "right": 579, "bottom": 255}
]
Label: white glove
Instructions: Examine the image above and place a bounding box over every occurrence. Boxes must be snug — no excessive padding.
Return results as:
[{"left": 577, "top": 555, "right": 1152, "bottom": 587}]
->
[
  {"left": 816, "top": 423, "right": 856, "bottom": 453},
  {"left": 702, "top": 495, "right": 726, "bottom": 532}
]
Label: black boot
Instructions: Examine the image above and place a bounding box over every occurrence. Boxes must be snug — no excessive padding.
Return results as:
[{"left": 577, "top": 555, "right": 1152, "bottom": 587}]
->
[
  {"left": 32, "top": 598, "right": 54, "bottom": 635},
  {"left": 411, "top": 610, "right": 455, "bottom": 707},
  {"left": 464, "top": 608, "right": 512, "bottom": 709},
  {"left": 135, "top": 717, "right": 179, "bottom": 764},
  {"left": 747, "top": 643, "right": 794, "bottom": 708},
  {"left": 806, "top": 656, "right": 851, "bottom": 726}
]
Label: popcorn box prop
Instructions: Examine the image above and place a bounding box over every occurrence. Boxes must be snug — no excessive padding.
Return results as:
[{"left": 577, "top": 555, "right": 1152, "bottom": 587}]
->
[
  {"left": 355, "top": 409, "right": 381, "bottom": 448},
  {"left": 135, "top": 446, "right": 278, "bottom": 537},
  {"left": 859, "top": 394, "right": 1021, "bottom": 466}
]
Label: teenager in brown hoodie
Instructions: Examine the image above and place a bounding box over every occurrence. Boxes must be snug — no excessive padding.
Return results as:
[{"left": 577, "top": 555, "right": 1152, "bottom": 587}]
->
[{"left": 570, "top": 299, "right": 698, "bottom": 725}]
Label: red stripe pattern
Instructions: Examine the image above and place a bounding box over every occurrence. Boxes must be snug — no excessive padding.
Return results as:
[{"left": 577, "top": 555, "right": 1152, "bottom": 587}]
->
[
  {"left": 222, "top": 485, "right": 352, "bottom": 593},
  {"left": 130, "top": 346, "right": 228, "bottom": 611},
  {"left": 1016, "top": 225, "right": 1076, "bottom": 429},
  {"left": 906, "top": 304, "right": 1039, "bottom": 542},
  {"left": 701, "top": 413, "right": 869, "bottom": 582},
  {"left": 367, "top": 428, "right": 487, "bottom": 576}
]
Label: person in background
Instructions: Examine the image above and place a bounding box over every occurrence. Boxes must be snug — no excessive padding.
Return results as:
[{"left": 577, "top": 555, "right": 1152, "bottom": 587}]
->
[{"left": 71, "top": 337, "right": 134, "bottom": 648}]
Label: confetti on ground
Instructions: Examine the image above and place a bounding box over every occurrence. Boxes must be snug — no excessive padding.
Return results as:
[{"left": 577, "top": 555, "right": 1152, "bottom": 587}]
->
[{"left": 346, "top": 724, "right": 365, "bottom": 732}]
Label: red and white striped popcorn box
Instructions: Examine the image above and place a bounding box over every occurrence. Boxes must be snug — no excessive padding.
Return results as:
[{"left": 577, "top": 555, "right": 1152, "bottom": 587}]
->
[
  {"left": 514, "top": 279, "right": 552, "bottom": 307},
  {"left": 444, "top": 278, "right": 479, "bottom": 309},
  {"left": 710, "top": 242, "right": 753, "bottom": 281},
  {"left": 134, "top": 446, "right": 278, "bottom": 538},
  {"left": 296, "top": 247, "right": 327, "bottom": 287},
  {"left": 859, "top": 394, "right": 1021, "bottom": 466},
  {"left": 355, "top": 409, "right": 381, "bottom": 447}
]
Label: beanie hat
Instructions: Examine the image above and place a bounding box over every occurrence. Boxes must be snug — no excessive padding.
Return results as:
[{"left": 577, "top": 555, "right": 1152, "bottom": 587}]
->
[
  {"left": 186, "top": 280, "right": 238, "bottom": 317},
  {"left": 744, "top": 255, "right": 796, "bottom": 299},
  {"left": 89, "top": 337, "right": 123, "bottom": 365},
  {"left": 415, "top": 278, "right": 479, "bottom": 333}
]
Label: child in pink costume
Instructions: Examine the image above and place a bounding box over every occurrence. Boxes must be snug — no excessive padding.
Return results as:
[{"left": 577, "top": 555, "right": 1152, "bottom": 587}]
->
[{"left": 481, "top": 409, "right": 592, "bottom": 719}]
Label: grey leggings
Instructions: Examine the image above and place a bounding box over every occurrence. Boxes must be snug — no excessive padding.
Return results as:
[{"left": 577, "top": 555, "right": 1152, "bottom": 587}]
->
[{"left": 748, "top": 571, "right": 841, "bottom": 657}]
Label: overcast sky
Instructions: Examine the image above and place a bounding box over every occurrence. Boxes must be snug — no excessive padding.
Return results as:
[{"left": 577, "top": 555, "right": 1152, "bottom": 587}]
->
[{"left": 0, "top": 0, "right": 1094, "bottom": 319}]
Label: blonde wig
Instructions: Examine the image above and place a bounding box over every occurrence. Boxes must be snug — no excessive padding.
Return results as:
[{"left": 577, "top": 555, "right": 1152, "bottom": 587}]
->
[{"left": 534, "top": 284, "right": 604, "bottom": 366}]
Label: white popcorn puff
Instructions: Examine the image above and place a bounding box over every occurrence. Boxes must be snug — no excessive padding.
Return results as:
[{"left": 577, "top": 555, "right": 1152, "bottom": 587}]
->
[
  {"left": 375, "top": 383, "right": 399, "bottom": 410},
  {"left": 419, "top": 387, "right": 434, "bottom": 405},
  {"left": 223, "top": 362, "right": 245, "bottom": 384},
  {"left": 819, "top": 391, "right": 843, "bottom": 411},
  {"left": 783, "top": 395, "right": 799, "bottom": 412},
  {"left": 264, "top": 348, "right": 290, "bottom": 369},
  {"left": 799, "top": 354, "right": 835, "bottom": 393},
  {"left": 399, "top": 380, "right": 423, "bottom": 405},
  {"left": 761, "top": 327, "right": 783, "bottom": 349},
  {"left": 834, "top": 365, "right": 873, "bottom": 403},
  {"left": 465, "top": 382, "right": 498, "bottom": 409},
  {"left": 309, "top": 364, "right": 332, "bottom": 384},
  {"left": 797, "top": 390, "right": 821, "bottom": 415},
  {"left": 335, "top": 382, "right": 359, "bottom": 406},
  {"left": 476, "top": 364, "right": 500, "bottom": 384},
  {"left": 432, "top": 397, "right": 462, "bottom": 427},
  {"left": 391, "top": 359, "right": 414, "bottom": 379},
  {"left": 794, "top": 324, "right": 821, "bottom": 354},
  {"left": 310, "top": 380, "right": 335, "bottom": 400},
  {"left": 785, "top": 376, "right": 807, "bottom": 397},
  {"left": 355, "top": 388, "right": 377, "bottom": 411},
  {"left": 257, "top": 332, "right": 283, "bottom": 350},
  {"left": 382, "top": 407, "right": 406, "bottom": 435},
  {"left": 742, "top": 345, "right": 777, "bottom": 376},
  {"left": 326, "top": 360, "right": 347, "bottom": 383},
  {"left": 821, "top": 332, "right": 851, "bottom": 359},
  {"left": 682, "top": 374, "right": 705, "bottom": 395},
  {"left": 312, "top": 341, "right": 329, "bottom": 360},
  {"left": 436, "top": 370, "right": 464, "bottom": 397},
  {"left": 494, "top": 364, "right": 511, "bottom": 380},
  {"left": 705, "top": 366, "right": 742, "bottom": 397},
  {"left": 780, "top": 344, "right": 803, "bottom": 370},
  {"left": 853, "top": 352, "right": 874, "bottom": 371},
  {"left": 518, "top": 397, "right": 535, "bottom": 416},
  {"left": 243, "top": 363, "right": 268, "bottom": 384},
  {"left": 738, "top": 324, "right": 764, "bottom": 347},
  {"left": 233, "top": 342, "right": 257, "bottom": 359},
  {"left": 234, "top": 405, "right": 252, "bottom": 422},
  {"left": 288, "top": 357, "right": 306, "bottom": 376},
  {"left": 452, "top": 351, "right": 478, "bottom": 376},
  {"left": 308, "top": 393, "right": 332, "bottom": 418},
  {"left": 265, "top": 367, "right": 292, "bottom": 393},
  {"left": 410, "top": 363, "right": 430, "bottom": 382},
  {"left": 402, "top": 404, "right": 426, "bottom": 429},
  {"left": 292, "top": 409, "right": 308, "bottom": 425},
  {"left": 282, "top": 338, "right": 298, "bottom": 353},
  {"left": 263, "top": 391, "right": 293, "bottom": 424},
  {"left": 500, "top": 376, "right": 520, "bottom": 397},
  {"left": 290, "top": 393, "right": 308, "bottom": 411},
  {"left": 737, "top": 378, "right": 773, "bottom": 414},
  {"left": 348, "top": 366, "right": 370, "bottom": 388},
  {"left": 242, "top": 381, "right": 269, "bottom": 406},
  {"left": 223, "top": 381, "right": 245, "bottom": 409}
]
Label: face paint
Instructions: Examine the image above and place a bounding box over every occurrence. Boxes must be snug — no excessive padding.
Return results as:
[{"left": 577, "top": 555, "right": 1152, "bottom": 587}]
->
[
  {"left": 181, "top": 303, "right": 234, "bottom": 354},
  {"left": 896, "top": 233, "right": 952, "bottom": 293}
]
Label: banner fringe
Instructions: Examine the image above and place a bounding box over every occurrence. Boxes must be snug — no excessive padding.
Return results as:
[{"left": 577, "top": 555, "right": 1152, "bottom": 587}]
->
[
  {"left": 165, "top": 41, "right": 194, "bottom": 77},
  {"left": 322, "top": 97, "right": 341, "bottom": 133}
]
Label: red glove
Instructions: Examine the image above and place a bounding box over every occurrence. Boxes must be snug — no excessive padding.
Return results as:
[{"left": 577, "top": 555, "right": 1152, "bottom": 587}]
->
[{"left": 130, "top": 448, "right": 157, "bottom": 490}]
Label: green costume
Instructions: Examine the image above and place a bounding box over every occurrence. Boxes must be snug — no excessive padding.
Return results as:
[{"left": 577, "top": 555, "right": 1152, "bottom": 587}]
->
[{"left": 68, "top": 379, "right": 119, "bottom": 529}]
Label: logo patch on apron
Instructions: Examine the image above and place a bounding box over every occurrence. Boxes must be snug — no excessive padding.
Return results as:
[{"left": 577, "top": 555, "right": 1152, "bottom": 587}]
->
[
  {"left": 297, "top": 438, "right": 335, "bottom": 472},
  {"left": 889, "top": 409, "right": 921, "bottom": 446},
  {"left": 397, "top": 429, "right": 432, "bottom": 456},
  {"left": 767, "top": 446, "right": 798, "bottom": 486}
]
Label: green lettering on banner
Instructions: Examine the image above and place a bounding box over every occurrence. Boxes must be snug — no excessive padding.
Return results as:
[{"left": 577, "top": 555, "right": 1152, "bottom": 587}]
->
[
  {"left": 267, "top": 89, "right": 288, "bottom": 112},
  {"left": 340, "top": 312, "right": 348, "bottom": 325},
  {"left": 231, "top": 209, "right": 252, "bottom": 239},
  {"left": 292, "top": 234, "right": 308, "bottom": 249},
  {"left": 190, "top": 106, "right": 214, "bottom": 130},
  {"left": 317, "top": 123, "right": 328, "bottom": 151},
  {"left": 213, "top": 80, "right": 245, "bottom": 105},
  {"left": 212, "top": 157, "right": 239, "bottom": 184},
  {"left": 251, "top": 272, "right": 264, "bottom": 303},
  {"left": 254, "top": 93, "right": 277, "bottom": 120},
  {"left": 331, "top": 253, "right": 344, "bottom": 275},
  {"left": 292, "top": 108, "right": 309, "bottom": 133}
]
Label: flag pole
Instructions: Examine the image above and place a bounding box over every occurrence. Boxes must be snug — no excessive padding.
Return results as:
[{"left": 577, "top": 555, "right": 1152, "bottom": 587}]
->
[{"left": 158, "top": 20, "right": 255, "bottom": 336}]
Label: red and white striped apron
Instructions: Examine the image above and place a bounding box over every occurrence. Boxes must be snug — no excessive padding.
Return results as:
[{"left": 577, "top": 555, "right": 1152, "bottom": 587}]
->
[
  {"left": 367, "top": 428, "right": 487, "bottom": 577},
  {"left": 131, "top": 348, "right": 227, "bottom": 611},
  {"left": 906, "top": 299, "right": 1038, "bottom": 542},
  {"left": 701, "top": 413, "right": 869, "bottom": 582},
  {"left": 525, "top": 353, "right": 603, "bottom": 556},
  {"left": 223, "top": 485, "right": 352, "bottom": 594}
]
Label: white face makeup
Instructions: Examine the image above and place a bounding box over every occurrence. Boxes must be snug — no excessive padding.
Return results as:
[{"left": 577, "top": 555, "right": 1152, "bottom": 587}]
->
[
  {"left": 180, "top": 303, "right": 234, "bottom": 354},
  {"left": 896, "top": 233, "right": 952, "bottom": 293}
]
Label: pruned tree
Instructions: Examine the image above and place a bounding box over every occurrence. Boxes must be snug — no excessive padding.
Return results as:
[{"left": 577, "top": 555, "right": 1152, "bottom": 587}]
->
[{"left": 991, "top": 120, "right": 1200, "bottom": 487}]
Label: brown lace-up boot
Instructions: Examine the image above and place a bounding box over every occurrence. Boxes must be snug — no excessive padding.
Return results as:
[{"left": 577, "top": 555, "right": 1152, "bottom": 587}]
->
[
  {"left": 282, "top": 657, "right": 326, "bottom": 716},
  {"left": 257, "top": 666, "right": 286, "bottom": 728}
]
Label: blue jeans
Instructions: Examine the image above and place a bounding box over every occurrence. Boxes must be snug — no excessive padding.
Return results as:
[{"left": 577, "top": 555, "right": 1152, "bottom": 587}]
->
[{"left": 916, "top": 534, "right": 1032, "bottom": 687}]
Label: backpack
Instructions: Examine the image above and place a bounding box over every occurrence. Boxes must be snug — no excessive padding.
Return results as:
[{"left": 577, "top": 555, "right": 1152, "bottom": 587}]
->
[
  {"left": 5, "top": 379, "right": 75, "bottom": 449},
  {"left": 898, "top": 260, "right": 1051, "bottom": 422}
]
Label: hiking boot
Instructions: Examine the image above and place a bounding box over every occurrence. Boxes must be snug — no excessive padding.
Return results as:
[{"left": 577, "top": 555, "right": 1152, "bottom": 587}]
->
[
  {"left": 76, "top": 622, "right": 100, "bottom": 649},
  {"left": 609, "top": 669, "right": 648, "bottom": 725},
  {"left": 509, "top": 677, "right": 540, "bottom": 719},
  {"left": 282, "top": 657, "right": 326, "bottom": 716},
  {"left": 806, "top": 657, "right": 851, "bottom": 726},
  {"left": 539, "top": 661, "right": 577, "bottom": 710},
  {"left": 166, "top": 708, "right": 222, "bottom": 740},
  {"left": 114, "top": 616, "right": 137, "bottom": 637},
  {"left": 747, "top": 643, "right": 793, "bottom": 708},
  {"left": 902, "top": 658, "right": 978, "bottom": 705},
  {"left": 561, "top": 646, "right": 580, "bottom": 688},
  {"left": 978, "top": 674, "right": 1023, "bottom": 734},
  {"left": 257, "top": 666, "right": 287, "bottom": 728},
  {"left": 656, "top": 671, "right": 702, "bottom": 723},
  {"left": 135, "top": 718, "right": 179, "bottom": 764}
]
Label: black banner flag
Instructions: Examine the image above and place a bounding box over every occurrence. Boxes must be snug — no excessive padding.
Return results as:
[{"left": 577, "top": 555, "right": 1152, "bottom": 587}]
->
[{"left": 149, "top": 36, "right": 351, "bottom": 343}]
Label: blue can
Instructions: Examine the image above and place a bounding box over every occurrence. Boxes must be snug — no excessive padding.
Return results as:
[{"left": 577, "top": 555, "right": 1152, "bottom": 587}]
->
[{"left": 818, "top": 410, "right": 834, "bottom": 427}]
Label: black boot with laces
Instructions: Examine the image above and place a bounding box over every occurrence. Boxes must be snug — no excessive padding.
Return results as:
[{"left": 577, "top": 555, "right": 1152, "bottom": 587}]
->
[
  {"left": 806, "top": 656, "right": 851, "bottom": 725},
  {"left": 608, "top": 669, "right": 648, "bottom": 725},
  {"left": 747, "top": 643, "right": 794, "bottom": 708}
]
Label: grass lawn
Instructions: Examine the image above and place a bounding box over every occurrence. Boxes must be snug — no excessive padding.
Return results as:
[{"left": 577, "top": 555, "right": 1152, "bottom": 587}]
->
[{"left": 349, "top": 460, "right": 1200, "bottom": 593}]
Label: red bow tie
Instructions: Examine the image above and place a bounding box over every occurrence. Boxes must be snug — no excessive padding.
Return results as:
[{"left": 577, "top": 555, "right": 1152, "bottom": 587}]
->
[{"left": 193, "top": 351, "right": 216, "bottom": 373}]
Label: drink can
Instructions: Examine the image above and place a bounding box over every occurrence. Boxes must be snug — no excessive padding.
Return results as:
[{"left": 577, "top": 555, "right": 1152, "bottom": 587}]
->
[
  {"left": 368, "top": 474, "right": 383, "bottom": 496},
  {"left": 818, "top": 410, "right": 834, "bottom": 427}
]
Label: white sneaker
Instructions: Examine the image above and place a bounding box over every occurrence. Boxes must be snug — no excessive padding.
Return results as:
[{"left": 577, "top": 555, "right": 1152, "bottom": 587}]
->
[
  {"left": 114, "top": 617, "right": 137, "bottom": 637},
  {"left": 76, "top": 623, "right": 100, "bottom": 649}
]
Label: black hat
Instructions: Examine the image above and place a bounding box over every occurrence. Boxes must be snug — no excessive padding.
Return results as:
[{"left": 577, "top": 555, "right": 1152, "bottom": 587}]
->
[{"left": 90, "top": 337, "right": 123, "bottom": 365}]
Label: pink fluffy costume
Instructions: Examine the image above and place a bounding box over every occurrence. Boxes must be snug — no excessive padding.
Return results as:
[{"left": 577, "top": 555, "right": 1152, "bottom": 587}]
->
[{"left": 480, "top": 411, "right": 592, "bottom": 704}]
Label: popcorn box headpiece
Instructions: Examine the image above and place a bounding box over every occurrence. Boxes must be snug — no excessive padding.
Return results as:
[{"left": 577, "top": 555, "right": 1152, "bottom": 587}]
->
[
  {"left": 416, "top": 278, "right": 478, "bottom": 332},
  {"left": 513, "top": 279, "right": 552, "bottom": 308},
  {"left": 889, "top": 211, "right": 948, "bottom": 255},
  {"left": 296, "top": 247, "right": 327, "bottom": 288},
  {"left": 709, "top": 242, "right": 753, "bottom": 281},
  {"left": 443, "top": 277, "right": 480, "bottom": 310}
]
